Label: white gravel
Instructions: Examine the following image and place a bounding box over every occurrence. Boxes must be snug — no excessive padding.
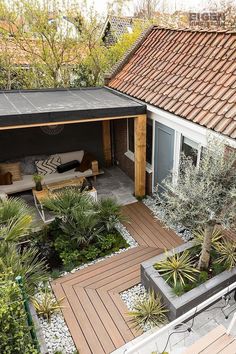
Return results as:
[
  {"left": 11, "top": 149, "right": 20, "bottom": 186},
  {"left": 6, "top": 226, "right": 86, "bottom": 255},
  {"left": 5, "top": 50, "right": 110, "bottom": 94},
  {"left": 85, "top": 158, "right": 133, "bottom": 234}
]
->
[
  {"left": 34, "top": 287, "right": 77, "bottom": 354},
  {"left": 143, "top": 196, "right": 192, "bottom": 242}
]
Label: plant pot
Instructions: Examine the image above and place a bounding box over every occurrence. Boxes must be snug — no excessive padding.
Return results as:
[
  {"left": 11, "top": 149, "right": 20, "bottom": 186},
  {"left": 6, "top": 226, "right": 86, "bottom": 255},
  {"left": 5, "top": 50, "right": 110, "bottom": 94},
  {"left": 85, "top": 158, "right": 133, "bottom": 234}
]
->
[{"left": 35, "top": 181, "right": 43, "bottom": 191}]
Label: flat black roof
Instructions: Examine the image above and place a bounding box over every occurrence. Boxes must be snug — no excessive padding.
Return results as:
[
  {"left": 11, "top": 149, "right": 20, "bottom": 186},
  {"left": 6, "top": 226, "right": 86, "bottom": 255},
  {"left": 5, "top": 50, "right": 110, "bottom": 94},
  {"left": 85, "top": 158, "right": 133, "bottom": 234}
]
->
[{"left": 0, "top": 87, "right": 146, "bottom": 128}]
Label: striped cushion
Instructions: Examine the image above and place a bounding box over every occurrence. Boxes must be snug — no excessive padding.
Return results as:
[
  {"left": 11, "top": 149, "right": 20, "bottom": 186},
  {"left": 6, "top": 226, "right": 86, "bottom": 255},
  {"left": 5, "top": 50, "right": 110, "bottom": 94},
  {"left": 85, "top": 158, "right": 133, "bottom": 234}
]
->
[{"left": 35, "top": 156, "right": 61, "bottom": 175}]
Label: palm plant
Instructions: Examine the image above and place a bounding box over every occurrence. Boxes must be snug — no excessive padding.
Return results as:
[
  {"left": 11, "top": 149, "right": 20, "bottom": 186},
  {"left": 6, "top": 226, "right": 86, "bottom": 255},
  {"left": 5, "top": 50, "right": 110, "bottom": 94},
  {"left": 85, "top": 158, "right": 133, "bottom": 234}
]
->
[
  {"left": 128, "top": 290, "right": 168, "bottom": 330},
  {"left": 0, "top": 242, "right": 48, "bottom": 295},
  {"left": 154, "top": 250, "right": 199, "bottom": 287},
  {"left": 214, "top": 238, "right": 236, "bottom": 270},
  {"left": 0, "top": 198, "right": 33, "bottom": 242},
  {"left": 97, "top": 197, "right": 126, "bottom": 232},
  {"left": 43, "top": 189, "right": 94, "bottom": 218},
  {"left": 60, "top": 208, "right": 104, "bottom": 246},
  {"left": 31, "top": 287, "right": 64, "bottom": 322}
]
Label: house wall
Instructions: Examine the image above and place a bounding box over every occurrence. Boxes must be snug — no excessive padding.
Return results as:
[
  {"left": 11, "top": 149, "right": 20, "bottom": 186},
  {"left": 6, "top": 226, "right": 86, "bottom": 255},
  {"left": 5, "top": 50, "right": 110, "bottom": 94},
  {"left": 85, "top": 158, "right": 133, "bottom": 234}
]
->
[
  {"left": 0, "top": 121, "right": 104, "bottom": 163},
  {"left": 113, "top": 118, "right": 153, "bottom": 195}
]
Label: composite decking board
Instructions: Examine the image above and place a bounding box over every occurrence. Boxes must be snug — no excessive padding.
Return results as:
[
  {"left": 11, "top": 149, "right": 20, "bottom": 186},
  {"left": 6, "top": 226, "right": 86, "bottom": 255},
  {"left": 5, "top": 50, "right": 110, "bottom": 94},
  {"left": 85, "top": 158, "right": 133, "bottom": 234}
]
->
[
  {"left": 87, "top": 248, "right": 159, "bottom": 290},
  {"left": 73, "top": 286, "right": 116, "bottom": 353},
  {"left": 182, "top": 325, "right": 227, "bottom": 354},
  {"left": 85, "top": 288, "right": 126, "bottom": 347},
  {"left": 62, "top": 283, "right": 106, "bottom": 354},
  {"left": 53, "top": 246, "right": 142, "bottom": 286},
  {"left": 52, "top": 282, "right": 92, "bottom": 354},
  {"left": 123, "top": 204, "right": 168, "bottom": 248},
  {"left": 52, "top": 202, "right": 183, "bottom": 354},
  {"left": 219, "top": 340, "right": 236, "bottom": 353},
  {"left": 129, "top": 202, "right": 183, "bottom": 246},
  {"left": 201, "top": 334, "right": 235, "bottom": 354}
]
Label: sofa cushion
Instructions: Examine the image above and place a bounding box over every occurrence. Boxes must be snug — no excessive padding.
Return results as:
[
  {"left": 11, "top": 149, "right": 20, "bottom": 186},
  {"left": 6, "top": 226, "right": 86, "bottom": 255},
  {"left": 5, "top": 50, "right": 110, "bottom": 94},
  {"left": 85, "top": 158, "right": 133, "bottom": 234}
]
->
[
  {"left": 0, "top": 162, "right": 22, "bottom": 181},
  {"left": 0, "top": 172, "right": 13, "bottom": 185},
  {"left": 76, "top": 152, "right": 95, "bottom": 172},
  {"left": 35, "top": 156, "right": 61, "bottom": 175},
  {"left": 57, "top": 150, "right": 84, "bottom": 164},
  {"left": 21, "top": 155, "right": 48, "bottom": 175},
  {"left": 57, "top": 160, "right": 79, "bottom": 173}
]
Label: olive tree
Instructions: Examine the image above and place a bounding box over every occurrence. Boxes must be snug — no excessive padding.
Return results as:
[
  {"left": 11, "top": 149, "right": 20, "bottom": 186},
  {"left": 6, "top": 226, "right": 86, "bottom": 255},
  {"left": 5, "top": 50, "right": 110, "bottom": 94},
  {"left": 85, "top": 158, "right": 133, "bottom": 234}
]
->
[{"left": 157, "top": 139, "right": 236, "bottom": 270}]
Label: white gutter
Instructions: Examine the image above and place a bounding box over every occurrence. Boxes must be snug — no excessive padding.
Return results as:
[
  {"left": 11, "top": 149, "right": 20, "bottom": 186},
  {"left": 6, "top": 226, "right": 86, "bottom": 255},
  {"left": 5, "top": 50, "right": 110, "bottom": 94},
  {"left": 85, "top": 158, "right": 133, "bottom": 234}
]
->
[{"left": 121, "top": 281, "right": 236, "bottom": 354}]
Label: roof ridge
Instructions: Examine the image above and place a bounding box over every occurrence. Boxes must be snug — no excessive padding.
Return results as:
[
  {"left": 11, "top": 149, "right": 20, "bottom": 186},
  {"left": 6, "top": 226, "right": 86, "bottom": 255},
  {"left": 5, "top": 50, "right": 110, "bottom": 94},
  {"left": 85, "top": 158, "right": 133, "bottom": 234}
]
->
[
  {"left": 105, "top": 25, "right": 155, "bottom": 85},
  {"left": 151, "top": 25, "right": 236, "bottom": 34}
]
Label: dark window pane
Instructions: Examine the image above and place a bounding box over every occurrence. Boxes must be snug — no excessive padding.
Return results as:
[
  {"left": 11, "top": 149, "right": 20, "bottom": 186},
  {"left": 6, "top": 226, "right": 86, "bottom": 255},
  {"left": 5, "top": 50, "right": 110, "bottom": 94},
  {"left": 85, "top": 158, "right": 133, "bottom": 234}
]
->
[
  {"left": 146, "top": 119, "right": 153, "bottom": 164},
  {"left": 182, "top": 137, "right": 198, "bottom": 166},
  {"left": 128, "top": 119, "right": 134, "bottom": 153}
]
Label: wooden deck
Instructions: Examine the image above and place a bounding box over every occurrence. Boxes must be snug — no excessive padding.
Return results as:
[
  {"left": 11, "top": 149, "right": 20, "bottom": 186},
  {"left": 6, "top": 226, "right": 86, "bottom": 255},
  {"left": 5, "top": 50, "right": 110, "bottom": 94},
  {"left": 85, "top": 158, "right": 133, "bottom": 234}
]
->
[
  {"left": 183, "top": 325, "right": 236, "bottom": 354},
  {"left": 52, "top": 202, "right": 183, "bottom": 354}
]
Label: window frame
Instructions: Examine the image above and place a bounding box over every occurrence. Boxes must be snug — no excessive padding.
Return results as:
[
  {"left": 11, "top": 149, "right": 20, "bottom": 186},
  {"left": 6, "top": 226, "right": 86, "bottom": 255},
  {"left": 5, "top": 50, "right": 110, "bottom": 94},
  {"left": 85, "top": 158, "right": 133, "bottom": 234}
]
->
[{"left": 126, "top": 118, "right": 153, "bottom": 173}]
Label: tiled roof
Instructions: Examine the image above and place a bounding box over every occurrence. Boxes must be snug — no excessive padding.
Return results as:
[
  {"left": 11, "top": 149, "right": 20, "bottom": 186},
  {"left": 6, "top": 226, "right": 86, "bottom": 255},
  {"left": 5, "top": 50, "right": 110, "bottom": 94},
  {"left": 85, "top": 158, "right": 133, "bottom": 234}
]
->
[{"left": 107, "top": 27, "right": 236, "bottom": 139}]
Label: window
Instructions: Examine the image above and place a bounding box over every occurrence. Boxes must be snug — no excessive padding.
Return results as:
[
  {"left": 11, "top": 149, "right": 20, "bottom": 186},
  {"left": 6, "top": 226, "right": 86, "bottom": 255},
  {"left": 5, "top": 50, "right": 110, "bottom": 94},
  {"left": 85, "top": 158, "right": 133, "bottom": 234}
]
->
[
  {"left": 127, "top": 118, "right": 153, "bottom": 165},
  {"left": 181, "top": 136, "right": 201, "bottom": 166}
]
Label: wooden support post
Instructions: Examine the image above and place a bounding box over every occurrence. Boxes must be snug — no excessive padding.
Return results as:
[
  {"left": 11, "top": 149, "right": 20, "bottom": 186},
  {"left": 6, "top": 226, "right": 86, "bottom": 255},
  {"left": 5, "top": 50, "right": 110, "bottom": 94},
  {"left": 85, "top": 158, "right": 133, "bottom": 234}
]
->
[
  {"left": 134, "top": 115, "right": 147, "bottom": 197},
  {"left": 102, "top": 120, "right": 112, "bottom": 167}
]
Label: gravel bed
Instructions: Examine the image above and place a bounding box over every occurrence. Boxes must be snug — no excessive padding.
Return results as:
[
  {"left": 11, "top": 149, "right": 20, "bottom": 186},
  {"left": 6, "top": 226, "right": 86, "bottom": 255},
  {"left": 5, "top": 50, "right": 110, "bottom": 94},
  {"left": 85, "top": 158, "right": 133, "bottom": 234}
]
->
[
  {"left": 143, "top": 196, "right": 192, "bottom": 242},
  {"left": 35, "top": 289, "right": 77, "bottom": 354},
  {"left": 120, "top": 283, "right": 168, "bottom": 332},
  {"left": 59, "top": 222, "right": 138, "bottom": 276}
]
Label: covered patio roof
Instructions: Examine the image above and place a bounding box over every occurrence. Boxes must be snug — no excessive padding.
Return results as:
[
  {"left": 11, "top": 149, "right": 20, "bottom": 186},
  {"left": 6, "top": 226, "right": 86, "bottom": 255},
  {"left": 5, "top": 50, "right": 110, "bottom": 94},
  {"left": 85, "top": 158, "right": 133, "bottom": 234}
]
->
[
  {"left": 0, "top": 87, "right": 147, "bottom": 196},
  {"left": 0, "top": 87, "right": 146, "bottom": 129}
]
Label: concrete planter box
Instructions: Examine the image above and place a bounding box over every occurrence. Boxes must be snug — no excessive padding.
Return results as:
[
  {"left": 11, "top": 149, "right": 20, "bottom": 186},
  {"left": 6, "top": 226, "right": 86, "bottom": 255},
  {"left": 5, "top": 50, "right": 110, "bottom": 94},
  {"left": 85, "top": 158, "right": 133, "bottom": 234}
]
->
[{"left": 141, "top": 241, "right": 236, "bottom": 321}]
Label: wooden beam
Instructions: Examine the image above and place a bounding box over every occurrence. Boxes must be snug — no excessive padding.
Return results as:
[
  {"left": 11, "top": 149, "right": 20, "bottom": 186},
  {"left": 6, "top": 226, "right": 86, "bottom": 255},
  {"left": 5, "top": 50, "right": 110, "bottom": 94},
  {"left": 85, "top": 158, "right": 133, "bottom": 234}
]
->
[
  {"left": 0, "top": 115, "right": 139, "bottom": 131},
  {"left": 134, "top": 115, "right": 147, "bottom": 197},
  {"left": 102, "top": 120, "right": 112, "bottom": 167}
]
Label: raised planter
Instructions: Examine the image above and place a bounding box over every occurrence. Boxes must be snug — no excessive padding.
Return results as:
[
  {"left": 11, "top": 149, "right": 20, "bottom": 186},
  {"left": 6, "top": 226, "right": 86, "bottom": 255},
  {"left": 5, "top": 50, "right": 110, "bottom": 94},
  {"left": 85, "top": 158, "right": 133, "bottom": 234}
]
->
[{"left": 141, "top": 241, "right": 236, "bottom": 320}]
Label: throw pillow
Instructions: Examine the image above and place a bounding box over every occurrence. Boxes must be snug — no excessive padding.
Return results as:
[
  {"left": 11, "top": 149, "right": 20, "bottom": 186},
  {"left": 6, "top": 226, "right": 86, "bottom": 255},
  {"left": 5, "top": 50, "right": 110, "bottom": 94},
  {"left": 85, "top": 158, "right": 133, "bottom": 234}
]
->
[
  {"left": 0, "top": 172, "right": 13, "bottom": 185},
  {"left": 57, "top": 160, "right": 80, "bottom": 174},
  {"left": 35, "top": 156, "right": 61, "bottom": 175},
  {"left": 0, "top": 162, "right": 22, "bottom": 181},
  {"left": 75, "top": 152, "right": 95, "bottom": 172}
]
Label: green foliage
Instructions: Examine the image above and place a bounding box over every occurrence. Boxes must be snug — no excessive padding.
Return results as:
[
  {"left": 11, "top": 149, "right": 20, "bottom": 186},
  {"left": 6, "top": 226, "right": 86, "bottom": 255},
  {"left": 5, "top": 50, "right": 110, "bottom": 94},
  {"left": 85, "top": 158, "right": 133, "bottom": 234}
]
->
[
  {"left": 0, "top": 243, "right": 48, "bottom": 295},
  {"left": 193, "top": 227, "right": 222, "bottom": 248},
  {"left": 0, "top": 197, "right": 33, "bottom": 242},
  {"left": 128, "top": 290, "right": 168, "bottom": 330},
  {"left": 214, "top": 238, "right": 236, "bottom": 270},
  {"left": 31, "top": 287, "right": 64, "bottom": 322},
  {"left": 154, "top": 250, "right": 199, "bottom": 287},
  {"left": 0, "top": 272, "right": 38, "bottom": 354},
  {"left": 97, "top": 197, "right": 126, "bottom": 232}
]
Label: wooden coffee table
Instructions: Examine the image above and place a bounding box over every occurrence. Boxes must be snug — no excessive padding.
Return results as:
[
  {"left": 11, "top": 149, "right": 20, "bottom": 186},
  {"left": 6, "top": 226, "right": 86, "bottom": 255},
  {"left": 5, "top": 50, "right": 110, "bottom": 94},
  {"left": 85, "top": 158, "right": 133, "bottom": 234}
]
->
[{"left": 32, "top": 177, "right": 97, "bottom": 223}]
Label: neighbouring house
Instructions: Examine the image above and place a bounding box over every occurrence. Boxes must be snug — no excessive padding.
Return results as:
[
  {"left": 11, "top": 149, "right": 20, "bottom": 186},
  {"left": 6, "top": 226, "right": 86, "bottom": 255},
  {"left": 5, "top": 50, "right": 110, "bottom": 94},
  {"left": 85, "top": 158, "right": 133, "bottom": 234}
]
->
[
  {"left": 101, "top": 15, "right": 146, "bottom": 47},
  {"left": 105, "top": 26, "right": 236, "bottom": 194}
]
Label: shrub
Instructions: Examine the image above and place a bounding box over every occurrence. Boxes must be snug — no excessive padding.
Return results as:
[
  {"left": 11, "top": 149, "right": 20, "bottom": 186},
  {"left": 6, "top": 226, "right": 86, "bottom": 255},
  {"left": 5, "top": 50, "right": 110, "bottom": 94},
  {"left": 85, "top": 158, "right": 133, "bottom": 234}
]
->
[
  {"left": 154, "top": 250, "right": 199, "bottom": 287},
  {"left": 31, "top": 287, "right": 64, "bottom": 322},
  {"left": 0, "top": 272, "right": 38, "bottom": 354},
  {"left": 0, "top": 243, "right": 48, "bottom": 295},
  {"left": 128, "top": 290, "right": 168, "bottom": 330},
  {"left": 214, "top": 238, "right": 236, "bottom": 270},
  {"left": 97, "top": 198, "right": 126, "bottom": 232}
]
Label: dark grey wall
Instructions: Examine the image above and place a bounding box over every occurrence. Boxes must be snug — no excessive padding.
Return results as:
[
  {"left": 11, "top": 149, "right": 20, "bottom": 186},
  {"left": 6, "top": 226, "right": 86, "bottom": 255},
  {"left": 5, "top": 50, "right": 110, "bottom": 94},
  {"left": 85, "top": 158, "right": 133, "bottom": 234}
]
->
[{"left": 0, "top": 121, "right": 104, "bottom": 164}]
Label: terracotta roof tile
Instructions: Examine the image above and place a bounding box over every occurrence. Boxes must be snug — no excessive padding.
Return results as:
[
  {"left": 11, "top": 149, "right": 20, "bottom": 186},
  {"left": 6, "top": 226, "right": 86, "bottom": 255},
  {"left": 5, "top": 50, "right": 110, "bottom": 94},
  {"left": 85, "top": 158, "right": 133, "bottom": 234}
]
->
[{"left": 108, "top": 27, "right": 236, "bottom": 139}]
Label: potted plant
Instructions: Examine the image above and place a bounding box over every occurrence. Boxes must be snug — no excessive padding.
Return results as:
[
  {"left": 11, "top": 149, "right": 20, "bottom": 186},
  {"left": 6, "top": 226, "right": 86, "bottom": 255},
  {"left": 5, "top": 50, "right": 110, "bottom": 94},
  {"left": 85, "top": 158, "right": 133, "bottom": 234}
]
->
[{"left": 33, "top": 174, "right": 43, "bottom": 191}]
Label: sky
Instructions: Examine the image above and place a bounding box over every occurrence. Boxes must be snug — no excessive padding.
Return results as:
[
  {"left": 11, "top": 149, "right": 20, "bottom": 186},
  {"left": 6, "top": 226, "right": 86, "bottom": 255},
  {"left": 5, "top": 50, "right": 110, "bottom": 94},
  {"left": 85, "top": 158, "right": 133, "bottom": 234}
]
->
[{"left": 86, "top": 0, "right": 236, "bottom": 15}]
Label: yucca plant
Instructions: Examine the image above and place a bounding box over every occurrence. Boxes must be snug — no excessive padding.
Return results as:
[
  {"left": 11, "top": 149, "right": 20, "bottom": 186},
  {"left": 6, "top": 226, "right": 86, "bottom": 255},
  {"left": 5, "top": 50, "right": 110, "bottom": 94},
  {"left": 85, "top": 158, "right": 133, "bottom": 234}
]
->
[
  {"left": 128, "top": 290, "right": 168, "bottom": 330},
  {"left": 214, "top": 238, "right": 236, "bottom": 270},
  {"left": 193, "top": 227, "right": 222, "bottom": 248},
  {"left": 154, "top": 251, "right": 199, "bottom": 287},
  {"left": 0, "top": 197, "right": 32, "bottom": 224},
  {"left": 31, "top": 287, "right": 64, "bottom": 322}
]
